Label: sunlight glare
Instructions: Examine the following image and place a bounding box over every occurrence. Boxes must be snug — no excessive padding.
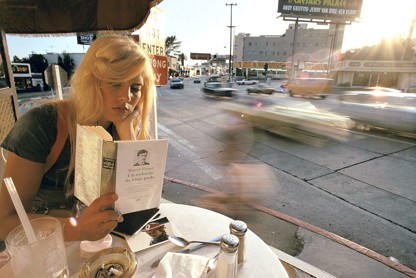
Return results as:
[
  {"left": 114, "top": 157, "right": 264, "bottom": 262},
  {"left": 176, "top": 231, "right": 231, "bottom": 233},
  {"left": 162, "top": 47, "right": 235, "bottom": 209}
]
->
[{"left": 343, "top": 0, "right": 416, "bottom": 50}]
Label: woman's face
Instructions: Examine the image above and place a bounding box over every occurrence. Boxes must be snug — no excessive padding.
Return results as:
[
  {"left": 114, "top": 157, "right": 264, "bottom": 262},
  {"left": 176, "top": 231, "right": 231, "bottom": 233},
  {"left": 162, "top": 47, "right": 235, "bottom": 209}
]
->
[{"left": 99, "top": 75, "right": 144, "bottom": 126}]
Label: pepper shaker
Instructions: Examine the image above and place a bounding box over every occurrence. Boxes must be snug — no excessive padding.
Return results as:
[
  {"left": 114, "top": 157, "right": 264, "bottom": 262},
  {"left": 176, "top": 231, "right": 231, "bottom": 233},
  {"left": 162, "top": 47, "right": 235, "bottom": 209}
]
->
[
  {"left": 215, "top": 234, "right": 239, "bottom": 278},
  {"left": 230, "top": 220, "right": 247, "bottom": 264}
]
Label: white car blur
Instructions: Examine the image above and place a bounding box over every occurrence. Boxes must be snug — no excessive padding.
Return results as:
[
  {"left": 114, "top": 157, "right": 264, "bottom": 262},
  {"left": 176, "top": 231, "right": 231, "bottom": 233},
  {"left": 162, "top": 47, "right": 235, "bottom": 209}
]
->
[
  {"left": 335, "top": 88, "right": 416, "bottom": 134},
  {"left": 219, "top": 95, "right": 354, "bottom": 142},
  {"left": 236, "top": 79, "right": 259, "bottom": 85}
]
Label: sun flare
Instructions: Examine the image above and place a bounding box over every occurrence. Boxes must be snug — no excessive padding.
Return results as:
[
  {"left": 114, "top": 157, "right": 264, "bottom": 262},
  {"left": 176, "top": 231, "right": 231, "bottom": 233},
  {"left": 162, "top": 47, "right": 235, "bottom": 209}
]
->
[{"left": 343, "top": 0, "right": 416, "bottom": 50}]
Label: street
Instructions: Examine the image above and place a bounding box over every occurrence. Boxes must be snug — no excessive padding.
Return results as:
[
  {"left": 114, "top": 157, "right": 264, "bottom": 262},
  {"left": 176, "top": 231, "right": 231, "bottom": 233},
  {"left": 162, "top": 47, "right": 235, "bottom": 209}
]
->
[{"left": 156, "top": 78, "right": 416, "bottom": 271}]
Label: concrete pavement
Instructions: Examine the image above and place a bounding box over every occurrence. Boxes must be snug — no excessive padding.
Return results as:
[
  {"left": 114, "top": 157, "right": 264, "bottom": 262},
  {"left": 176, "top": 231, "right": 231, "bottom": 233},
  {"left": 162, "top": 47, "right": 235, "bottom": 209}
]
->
[{"left": 162, "top": 177, "right": 415, "bottom": 278}]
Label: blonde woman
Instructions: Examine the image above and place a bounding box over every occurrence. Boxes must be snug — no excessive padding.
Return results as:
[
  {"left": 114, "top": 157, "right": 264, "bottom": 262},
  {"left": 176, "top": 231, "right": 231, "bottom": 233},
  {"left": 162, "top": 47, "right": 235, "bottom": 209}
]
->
[{"left": 0, "top": 35, "right": 156, "bottom": 241}]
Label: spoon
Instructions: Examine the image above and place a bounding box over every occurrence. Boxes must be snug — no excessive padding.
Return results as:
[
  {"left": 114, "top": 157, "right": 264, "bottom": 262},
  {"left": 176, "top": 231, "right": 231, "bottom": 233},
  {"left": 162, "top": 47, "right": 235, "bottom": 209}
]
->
[{"left": 168, "top": 236, "right": 221, "bottom": 248}]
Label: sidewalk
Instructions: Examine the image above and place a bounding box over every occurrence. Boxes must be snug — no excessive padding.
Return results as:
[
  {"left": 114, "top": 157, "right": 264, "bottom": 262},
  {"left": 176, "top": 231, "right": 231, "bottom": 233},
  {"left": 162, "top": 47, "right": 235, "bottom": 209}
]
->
[{"left": 162, "top": 177, "right": 415, "bottom": 278}]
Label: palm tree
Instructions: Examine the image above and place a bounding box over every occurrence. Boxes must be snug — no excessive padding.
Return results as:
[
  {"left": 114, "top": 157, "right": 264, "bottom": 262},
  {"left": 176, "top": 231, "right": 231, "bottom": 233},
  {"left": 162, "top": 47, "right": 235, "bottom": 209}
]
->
[
  {"left": 178, "top": 53, "right": 187, "bottom": 66},
  {"left": 165, "top": 36, "right": 181, "bottom": 56}
]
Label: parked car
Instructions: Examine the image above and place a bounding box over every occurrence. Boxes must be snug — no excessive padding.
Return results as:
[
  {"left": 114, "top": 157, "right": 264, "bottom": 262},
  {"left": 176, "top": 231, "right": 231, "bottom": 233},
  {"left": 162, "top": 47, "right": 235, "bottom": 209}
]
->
[
  {"left": 287, "top": 78, "right": 333, "bottom": 99},
  {"left": 247, "top": 83, "right": 277, "bottom": 95},
  {"left": 236, "top": 79, "right": 259, "bottom": 85},
  {"left": 170, "top": 78, "right": 184, "bottom": 89},
  {"left": 193, "top": 77, "right": 201, "bottom": 83}
]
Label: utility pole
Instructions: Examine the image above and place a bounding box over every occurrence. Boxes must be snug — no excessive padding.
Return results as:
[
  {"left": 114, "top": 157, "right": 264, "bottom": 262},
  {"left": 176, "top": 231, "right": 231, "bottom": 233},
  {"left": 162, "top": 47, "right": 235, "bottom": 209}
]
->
[
  {"left": 401, "top": 9, "right": 416, "bottom": 61},
  {"left": 226, "top": 3, "right": 236, "bottom": 82}
]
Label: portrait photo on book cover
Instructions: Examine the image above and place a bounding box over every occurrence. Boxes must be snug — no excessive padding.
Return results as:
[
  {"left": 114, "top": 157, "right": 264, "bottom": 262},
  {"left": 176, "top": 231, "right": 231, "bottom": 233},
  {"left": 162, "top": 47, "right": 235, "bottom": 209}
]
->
[
  {"left": 128, "top": 217, "right": 174, "bottom": 251},
  {"left": 133, "top": 149, "right": 150, "bottom": 166}
]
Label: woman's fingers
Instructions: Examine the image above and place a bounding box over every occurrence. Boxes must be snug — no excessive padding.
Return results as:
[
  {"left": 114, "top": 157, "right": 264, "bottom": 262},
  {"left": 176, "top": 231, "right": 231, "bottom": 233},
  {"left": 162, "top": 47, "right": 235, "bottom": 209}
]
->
[
  {"left": 90, "top": 193, "right": 118, "bottom": 211},
  {"left": 75, "top": 194, "right": 124, "bottom": 240}
]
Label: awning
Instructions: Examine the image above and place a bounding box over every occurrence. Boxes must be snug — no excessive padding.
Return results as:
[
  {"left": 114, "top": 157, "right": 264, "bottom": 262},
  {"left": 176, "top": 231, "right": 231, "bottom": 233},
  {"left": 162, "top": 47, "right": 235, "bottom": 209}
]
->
[{"left": 0, "top": 0, "right": 163, "bottom": 35}]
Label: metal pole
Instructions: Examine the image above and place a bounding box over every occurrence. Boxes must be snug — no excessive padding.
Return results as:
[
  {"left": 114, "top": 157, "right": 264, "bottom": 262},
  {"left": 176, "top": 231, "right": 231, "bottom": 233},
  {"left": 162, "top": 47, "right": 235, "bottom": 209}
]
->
[
  {"left": 226, "top": 3, "right": 236, "bottom": 82},
  {"left": 289, "top": 19, "right": 299, "bottom": 82}
]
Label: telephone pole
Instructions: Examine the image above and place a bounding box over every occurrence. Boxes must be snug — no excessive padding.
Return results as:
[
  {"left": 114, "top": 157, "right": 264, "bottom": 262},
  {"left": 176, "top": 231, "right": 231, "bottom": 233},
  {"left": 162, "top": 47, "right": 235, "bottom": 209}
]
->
[{"left": 226, "top": 3, "right": 236, "bottom": 82}]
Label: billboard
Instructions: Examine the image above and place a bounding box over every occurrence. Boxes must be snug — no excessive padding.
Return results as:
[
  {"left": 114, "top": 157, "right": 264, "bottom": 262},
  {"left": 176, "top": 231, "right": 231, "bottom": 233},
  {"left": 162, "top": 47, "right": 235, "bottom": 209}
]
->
[
  {"left": 278, "top": 0, "right": 363, "bottom": 21},
  {"left": 77, "top": 33, "right": 96, "bottom": 45},
  {"left": 190, "top": 53, "right": 211, "bottom": 60}
]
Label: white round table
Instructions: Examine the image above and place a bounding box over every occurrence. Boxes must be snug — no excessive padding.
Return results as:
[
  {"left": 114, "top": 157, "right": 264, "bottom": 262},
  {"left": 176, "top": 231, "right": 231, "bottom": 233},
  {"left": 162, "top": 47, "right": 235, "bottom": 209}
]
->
[{"left": 65, "top": 203, "right": 289, "bottom": 277}]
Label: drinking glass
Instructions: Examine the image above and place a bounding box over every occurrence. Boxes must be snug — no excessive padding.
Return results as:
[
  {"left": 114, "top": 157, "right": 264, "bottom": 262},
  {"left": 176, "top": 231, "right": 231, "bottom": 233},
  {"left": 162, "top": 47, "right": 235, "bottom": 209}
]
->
[{"left": 5, "top": 217, "right": 69, "bottom": 278}]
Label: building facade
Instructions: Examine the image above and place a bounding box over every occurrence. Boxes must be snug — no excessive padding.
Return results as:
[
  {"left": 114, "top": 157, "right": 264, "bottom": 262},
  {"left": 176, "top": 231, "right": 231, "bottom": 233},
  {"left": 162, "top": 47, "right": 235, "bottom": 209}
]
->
[
  {"left": 232, "top": 23, "right": 416, "bottom": 90},
  {"left": 234, "top": 23, "right": 343, "bottom": 66}
]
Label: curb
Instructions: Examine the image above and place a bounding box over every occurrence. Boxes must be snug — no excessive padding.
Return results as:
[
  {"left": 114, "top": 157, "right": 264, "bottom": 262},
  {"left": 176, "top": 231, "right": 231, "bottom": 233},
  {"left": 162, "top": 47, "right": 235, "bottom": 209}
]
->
[{"left": 164, "top": 176, "right": 416, "bottom": 277}]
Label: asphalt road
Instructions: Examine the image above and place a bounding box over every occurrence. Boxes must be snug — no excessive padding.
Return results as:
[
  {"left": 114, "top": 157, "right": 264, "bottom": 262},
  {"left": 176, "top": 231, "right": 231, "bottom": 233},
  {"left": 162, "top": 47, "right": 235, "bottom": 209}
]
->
[
  {"left": 17, "top": 80, "right": 416, "bottom": 271},
  {"left": 156, "top": 78, "right": 416, "bottom": 271}
]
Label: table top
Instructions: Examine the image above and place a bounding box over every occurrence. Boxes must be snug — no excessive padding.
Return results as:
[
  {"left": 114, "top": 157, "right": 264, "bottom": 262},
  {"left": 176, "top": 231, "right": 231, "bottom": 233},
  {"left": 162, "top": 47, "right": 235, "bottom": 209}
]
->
[{"left": 1, "top": 203, "right": 289, "bottom": 277}]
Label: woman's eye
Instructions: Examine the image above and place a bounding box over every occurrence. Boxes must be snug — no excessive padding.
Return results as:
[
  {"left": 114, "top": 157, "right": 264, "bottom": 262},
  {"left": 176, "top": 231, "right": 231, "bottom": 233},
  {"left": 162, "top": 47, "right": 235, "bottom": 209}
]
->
[{"left": 130, "top": 84, "right": 142, "bottom": 94}]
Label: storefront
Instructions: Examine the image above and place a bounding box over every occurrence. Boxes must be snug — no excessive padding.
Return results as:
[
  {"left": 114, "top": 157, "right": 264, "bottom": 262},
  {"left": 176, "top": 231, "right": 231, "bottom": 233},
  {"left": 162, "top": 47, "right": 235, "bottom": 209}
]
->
[{"left": 335, "top": 60, "right": 416, "bottom": 91}]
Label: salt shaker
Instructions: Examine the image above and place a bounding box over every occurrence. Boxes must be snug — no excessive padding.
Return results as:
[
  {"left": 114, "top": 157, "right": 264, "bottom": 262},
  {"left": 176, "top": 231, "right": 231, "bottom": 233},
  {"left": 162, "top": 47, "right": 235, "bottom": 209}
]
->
[
  {"left": 215, "top": 234, "right": 239, "bottom": 278},
  {"left": 230, "top": 220, "right": 247, "bottom": 264}
]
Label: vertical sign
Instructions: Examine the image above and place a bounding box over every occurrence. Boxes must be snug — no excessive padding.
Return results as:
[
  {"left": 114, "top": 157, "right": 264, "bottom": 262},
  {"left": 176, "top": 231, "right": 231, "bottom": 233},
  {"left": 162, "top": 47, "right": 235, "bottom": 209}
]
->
[{"left": 133, "top": 6, "right": 167, "bottom": 85}]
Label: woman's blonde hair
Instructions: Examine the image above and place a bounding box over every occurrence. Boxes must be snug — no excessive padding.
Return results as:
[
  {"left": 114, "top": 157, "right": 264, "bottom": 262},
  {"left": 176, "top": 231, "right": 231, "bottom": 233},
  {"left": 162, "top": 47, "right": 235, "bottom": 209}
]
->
[{"left": 63, "top": 35, "right": 156, "bottom": 196}]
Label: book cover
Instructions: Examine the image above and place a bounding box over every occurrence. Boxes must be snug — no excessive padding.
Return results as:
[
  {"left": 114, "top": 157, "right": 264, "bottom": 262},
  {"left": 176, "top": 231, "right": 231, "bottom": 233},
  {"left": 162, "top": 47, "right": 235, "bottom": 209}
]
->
[
  {"left": 124, "top": 216, "right": 179, "bottom": 252},
  {"left": 74, "top": 125, "right": 168, "bottom": 215}
]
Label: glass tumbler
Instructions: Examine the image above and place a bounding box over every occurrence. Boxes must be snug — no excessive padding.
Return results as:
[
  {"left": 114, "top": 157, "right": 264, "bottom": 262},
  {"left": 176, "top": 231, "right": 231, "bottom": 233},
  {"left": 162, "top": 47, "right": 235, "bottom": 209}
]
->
[{"left": 5, "top": 217, "right": 69, "bottom": 278}]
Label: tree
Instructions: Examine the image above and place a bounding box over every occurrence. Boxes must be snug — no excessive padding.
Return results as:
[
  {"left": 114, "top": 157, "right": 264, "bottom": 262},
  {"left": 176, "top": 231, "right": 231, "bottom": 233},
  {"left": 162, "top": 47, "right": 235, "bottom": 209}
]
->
[
  {"left": 28, "top": 54, "right": 48, "bottom": 73},
  {"left": 12, "top": 56, "right": 27, "bottom": 63},
  {"left": 57, "top": 52, "right": 75, "bottom": 78},
  {"left": 165, "top": 36, "right": 181, "bottom": 56},
  {"left": 178, "top": 53, "right": 187, "bottom": 66}
]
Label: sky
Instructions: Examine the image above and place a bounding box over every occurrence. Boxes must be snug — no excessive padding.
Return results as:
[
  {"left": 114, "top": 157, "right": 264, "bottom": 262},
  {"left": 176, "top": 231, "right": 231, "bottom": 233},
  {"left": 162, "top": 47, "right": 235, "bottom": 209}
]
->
[{"left": 6, "top": 0, "right": 416, "bottom": 62}]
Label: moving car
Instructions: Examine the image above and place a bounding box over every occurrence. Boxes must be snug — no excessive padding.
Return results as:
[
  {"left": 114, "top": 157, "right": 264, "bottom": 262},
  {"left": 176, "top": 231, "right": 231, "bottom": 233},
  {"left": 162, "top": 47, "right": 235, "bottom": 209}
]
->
[
  {"left": 236, "top": 79, "right": 259, "bottom": 85},
  {"left": 334, "top": 89, "right": 416, "bottom": 134},
  {"left": 193, "top": 77, "right": 201, "bottom": 83},
  {"left": 247, "top": 83, "right": 277, "bottom": 95},
  {"left": 201, "top": 82, "right": 237, "bottom": 97},
  {"left": 170, "top": 78, "right": 184, "bottom": 89},
  {"left": 287, "top": 78, "right": 333, "bottom": 99},
  {"left": 219, "top": 96, "right": 354, "bottom": 142}
]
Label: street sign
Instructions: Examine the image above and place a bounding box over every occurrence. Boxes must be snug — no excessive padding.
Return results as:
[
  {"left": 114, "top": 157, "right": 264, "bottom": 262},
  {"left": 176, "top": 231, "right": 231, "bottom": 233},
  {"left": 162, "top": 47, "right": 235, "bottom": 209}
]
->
[
  {"left": 190, "top": 53, "right": 211, "bottom": 60},
  {"left": 44, "top": 64, "right": 68, "bottom": 99},
  {"left": 133, "top": 6, "right": 165, "bottom": 56},
  {"left": 148, "top": 54, "right": 168, "bottom": 86}
]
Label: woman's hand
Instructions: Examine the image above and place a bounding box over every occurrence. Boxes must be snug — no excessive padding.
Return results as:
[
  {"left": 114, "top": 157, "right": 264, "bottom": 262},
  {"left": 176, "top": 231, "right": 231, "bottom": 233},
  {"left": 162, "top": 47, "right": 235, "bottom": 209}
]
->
[
  {"left": 114, "top": 104, "right": 141, "bottom": 140},
  {"left": 64, "top": 194, "right": 123, "bottom": 241}
]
